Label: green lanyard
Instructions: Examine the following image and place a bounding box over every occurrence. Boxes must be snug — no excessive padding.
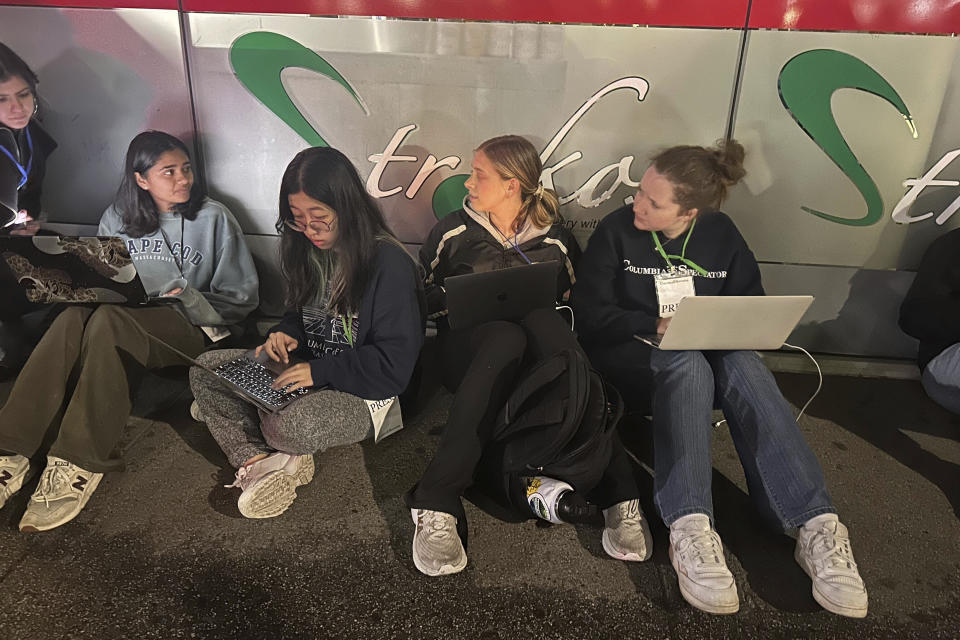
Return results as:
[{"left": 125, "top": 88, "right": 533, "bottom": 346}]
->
[
  {"left": 650, "top": 218, "right": 709, "bottom": 276},
  {"left": 340, "top": 315, "right": 354, "bottom": 347}
]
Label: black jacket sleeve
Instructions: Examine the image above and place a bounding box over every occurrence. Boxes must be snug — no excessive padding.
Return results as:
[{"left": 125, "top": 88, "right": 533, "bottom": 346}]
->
[
  {"left": 571, "top": 219, "right": 658, "bottom": 344},
  {"left": 420, "top": 220, "right": 449, "bottom": 317},
  {"left": 266, "top": 310, "right": 306, "bottom": 346},
  {"left": 308, "top": 244, "right": 424, "bottom": 400}
]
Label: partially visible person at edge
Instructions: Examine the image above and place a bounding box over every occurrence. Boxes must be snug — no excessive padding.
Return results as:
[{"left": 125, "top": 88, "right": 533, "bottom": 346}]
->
[
  {"left": 0, "top": 43, "right": 60, "bottom": 378},
  {"left": 0, "top": 130, "right": 259, "bottom": 532},
  {"left": 570, "top": 139, "right": 868, "bottom": 618},
  {"left": 899, "top": 227, "right": 960, "bottom": 414},
  {"left": 405, "top": 134, "right": 652, "bottom": 577},
  {"left": 190, "top": 147, "right": 423, "bottom": 519}
]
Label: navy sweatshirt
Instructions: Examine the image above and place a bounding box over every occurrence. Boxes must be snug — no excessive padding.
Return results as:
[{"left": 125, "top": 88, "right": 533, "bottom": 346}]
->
[
  {"left": 900, "top": 227, "right": 960, "bottom": 369},
  {"left": 571, "top": 205, "right": 763, "bottom": 346},
  {"left": 267, "top": 241, "right": 424, "bottom": 400}
]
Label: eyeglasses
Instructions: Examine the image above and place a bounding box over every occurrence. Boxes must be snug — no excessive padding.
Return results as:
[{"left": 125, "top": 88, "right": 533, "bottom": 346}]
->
[{"left": 283, "top": 217, "right": 336, "bottom": 233}]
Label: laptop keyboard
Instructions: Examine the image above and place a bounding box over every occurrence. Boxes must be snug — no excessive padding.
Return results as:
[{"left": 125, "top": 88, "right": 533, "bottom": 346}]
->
[{"left": 214, "top": 356, "right": 309, "bottom": 408}]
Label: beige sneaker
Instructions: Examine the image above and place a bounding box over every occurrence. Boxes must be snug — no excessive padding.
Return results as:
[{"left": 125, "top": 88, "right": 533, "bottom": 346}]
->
[
  {"left": 228, "top": 453, "right": 315, "bottom": 519},
  {"left": 411, "top": 508, "right": 467, "bottom": 576},
  {"left": 19, "top": 456, "right": 102, "bottom": 532},
  {"left": 601, "top": 499, "right": 653, "bottom": 562},
  {"left": 669, "top": 514, "right": 739, "bottom": 614},
  {"left": 0, "top": 454, "right": 33, "bottom": 510},
  {"left": 796, "top": 514, "right": 868, "bottom": 618}
]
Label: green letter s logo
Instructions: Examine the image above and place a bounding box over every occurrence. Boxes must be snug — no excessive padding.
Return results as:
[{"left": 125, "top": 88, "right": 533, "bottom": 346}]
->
[
  {"left": 230, "top": 32, "right": 368, "bottom": 147},
  {"left": 778, "top": 49, "right": 916, "bottom": 227}
]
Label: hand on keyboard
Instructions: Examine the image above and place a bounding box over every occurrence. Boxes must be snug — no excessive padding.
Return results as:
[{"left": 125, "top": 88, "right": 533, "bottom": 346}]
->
[
  {"left": 272, "top": 362, "right": 314, "bottom": 393},
  {"left": 257, "top": 331, "right": 300, "bottom": 364}
]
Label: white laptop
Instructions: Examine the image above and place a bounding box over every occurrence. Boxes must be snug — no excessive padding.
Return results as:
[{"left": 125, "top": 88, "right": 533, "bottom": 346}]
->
[{"left": 635, "top": 295, "right": 814, "bottom": 350}]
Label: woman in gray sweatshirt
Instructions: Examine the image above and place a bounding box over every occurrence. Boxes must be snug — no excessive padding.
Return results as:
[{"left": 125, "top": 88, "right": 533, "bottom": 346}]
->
[{"left": 0, "top": 130, "right": 258, "bottom": 532}]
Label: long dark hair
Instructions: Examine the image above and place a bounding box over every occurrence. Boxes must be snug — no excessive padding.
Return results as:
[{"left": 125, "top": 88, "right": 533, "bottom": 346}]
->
[
  {"left": 276, "top": 146, "right": 400, "bottom": 314},
  {"left": 114, "top": 131, "right": 206, "bottom": 238},
  {"left": 650, "top": 139, "right": 746, "bottom": 212},
  {"left": 0, "top": 43, "right": 38, "bottom": 97}
]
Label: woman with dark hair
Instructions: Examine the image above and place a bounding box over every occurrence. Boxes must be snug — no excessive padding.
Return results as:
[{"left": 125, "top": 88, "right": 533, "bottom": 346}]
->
[
  {"left": 0, "top": 42, "right": 56, "bottom": 230},
  {"left": 189, "top": 146, "right": 423, "bottom": 519},
  {"left": 0, "top": 42, "right": 60, "bottom": 377},
  {"left": 0, "top": 130, "right": 258, "bottom": 532},
  {"left": 571, "top": 140, "right": 867, "bottom": 618},
  {"left": 406, "top": 134, "right": 651, "bottom": 577}
]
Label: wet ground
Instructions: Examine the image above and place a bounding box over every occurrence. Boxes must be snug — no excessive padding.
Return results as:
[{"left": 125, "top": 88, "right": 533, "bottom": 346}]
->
[{"left": 0, "top": 362, "right": 957, "bottom": 639}]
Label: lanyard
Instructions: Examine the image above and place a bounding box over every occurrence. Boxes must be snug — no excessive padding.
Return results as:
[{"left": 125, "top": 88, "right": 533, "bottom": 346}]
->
[
  {"left": 340, "top": 315, "right": 354, "bottom": 347},
  {"left": 0, "top": 127, "right": 33, "bottom": 189},
  {"left": 488, "top": 214, "right": 532, "bottom": 264},
  {"left": 158, "top": 215, "right": 186, "bottom": 277},
  {"left": 650, "top": 218, "right": 709, "bottom": 276}
]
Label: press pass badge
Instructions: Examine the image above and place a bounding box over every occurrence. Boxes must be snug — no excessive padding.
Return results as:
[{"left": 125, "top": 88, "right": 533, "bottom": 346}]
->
[{"left": 654, "top": 272, "right": 695, "bottom": 317}]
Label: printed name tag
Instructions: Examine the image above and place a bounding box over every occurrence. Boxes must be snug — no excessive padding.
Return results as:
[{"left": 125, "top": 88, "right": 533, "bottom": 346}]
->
[{"left": 654, "top": 272, "right": 695, "bottom": 317}]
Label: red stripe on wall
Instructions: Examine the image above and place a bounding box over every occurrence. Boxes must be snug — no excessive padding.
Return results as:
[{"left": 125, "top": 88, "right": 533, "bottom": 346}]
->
[
  {"left": 0, "top": 1, "right": 178, "bottom": 8},
  {"left": 749, "top": 0, "right": 960, "bottom": 35},
  {"left": 177, "top": 0, "right": 750, "bottom": 29}
]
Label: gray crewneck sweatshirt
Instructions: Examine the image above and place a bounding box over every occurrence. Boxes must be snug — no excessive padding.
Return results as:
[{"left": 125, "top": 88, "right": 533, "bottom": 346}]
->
[{"left": 98, "top": 198, "right": 259, "bottom": 326}]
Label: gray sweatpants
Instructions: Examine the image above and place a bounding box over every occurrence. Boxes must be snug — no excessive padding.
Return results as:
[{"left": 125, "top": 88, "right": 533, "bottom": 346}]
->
[{"left": 189, "top": 349, "right": 373, "bottom": 468}]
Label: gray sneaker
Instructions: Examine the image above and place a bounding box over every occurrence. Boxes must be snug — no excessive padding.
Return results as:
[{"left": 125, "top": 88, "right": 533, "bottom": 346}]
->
[
  {"left": 411, "top": 508, "right": 467, "bottom": 576},
  {"left": 228, "top": 453, "right": 315, "bottom": 519},
  {"left": 19, "top": 456, "right": 103, "bottom": 532},
  {"left": 602, "top": 499, "right": 653, "bottom": 562},
  {"left": 0, "top": 454, "right": 33, "bottom": 510}
]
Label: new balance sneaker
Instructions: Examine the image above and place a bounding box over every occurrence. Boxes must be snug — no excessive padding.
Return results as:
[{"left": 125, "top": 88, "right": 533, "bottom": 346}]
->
[
  {"left": 669, "top": 513, "right": 739, "bottom": 614},
  {"left": 19, "top": 456, "right": 103, "bottom": 532},
  {"left": 601, "top": 499, "right": 653, "bottom": 562},
  {"left": 411, "top": 508, "right": 467, "bottom": 577},
  {"left": 0, "top": 454, "right": 33, "bottom": 510},
  {"left": 228, "top": 453, "right": 315, "bottom": 519},
  {"left": 795, "top": 514, "right": 868, "bottom": 618}
]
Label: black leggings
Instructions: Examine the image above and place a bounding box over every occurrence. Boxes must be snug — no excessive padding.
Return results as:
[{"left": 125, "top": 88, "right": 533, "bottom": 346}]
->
[{"left": 406, "top": 309, "right": 638, "bottom": 531}]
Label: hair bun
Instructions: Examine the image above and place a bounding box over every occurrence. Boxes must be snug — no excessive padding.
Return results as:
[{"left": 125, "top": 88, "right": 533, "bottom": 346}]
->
[{"left": 711, "top": 139, "right": 746, "bottom": 185}]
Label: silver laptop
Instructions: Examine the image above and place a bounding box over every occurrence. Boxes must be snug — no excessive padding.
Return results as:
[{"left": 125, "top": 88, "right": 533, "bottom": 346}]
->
[{"left": 635, "top": 295, "right": 814, "bottom": 350}]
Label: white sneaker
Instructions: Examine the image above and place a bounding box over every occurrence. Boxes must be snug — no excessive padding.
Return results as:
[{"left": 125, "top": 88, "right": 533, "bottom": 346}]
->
[
  {"left": 189, "top": 400, "right": 204, "bottom": 422},
  {"left": 411, "top": 508, "right": 467, "bottom": 577},
  {"left": 602, "top": 499, "right": 652, "bottom": 562},
  {"left": 669, "top": 514, "right": 739, "bottom": 614},
  {"left": 19, "top": 456, "right": 103, "bottom": 532},
  {"left": 0, "top": 454, "right": 33, "bottom": 510},
  {"left": 796, "top": 514, "right": 868, "bottom": 618},
  {"left": 227, "top": 453, "right": 315, "bottom": 519}
]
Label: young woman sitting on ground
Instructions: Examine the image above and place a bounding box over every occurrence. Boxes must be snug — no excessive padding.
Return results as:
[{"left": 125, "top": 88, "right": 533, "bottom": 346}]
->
[
  {"left": 189, "top": 146, "right": 423, "bottom": 519},
  {"left": 0, "top": 130, "right": 259, "bottom": 532},
  {"left": 571, "top": 139, "right": 868, "bottom": 618}
]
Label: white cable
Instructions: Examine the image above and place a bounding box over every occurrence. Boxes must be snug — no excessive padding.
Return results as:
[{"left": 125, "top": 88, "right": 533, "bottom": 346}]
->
[
  {"left": 711, "top": 343, "right": 823, "bottom": 429},
  {"left": 555, "top": 305, "right": 574, "bottom": 331},
  {"left": 781, "top": 342, "right": 822, "bottom": 422}
]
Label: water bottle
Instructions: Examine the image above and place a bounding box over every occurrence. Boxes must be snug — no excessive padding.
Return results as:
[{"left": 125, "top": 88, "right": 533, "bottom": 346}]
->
[{"left": 526, "top": 476, "right": 572, "bottom": 524}]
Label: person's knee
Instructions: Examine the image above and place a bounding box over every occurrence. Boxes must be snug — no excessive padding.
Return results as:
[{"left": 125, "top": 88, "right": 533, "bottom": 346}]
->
[
  {"left": 473, "top": 321, "right": 527, "bottom": 360},
  {"left": 82, "top": 305, "right": 129, "bottom": 344},
  {"left": 651, "top": 349, "right": 709, "bottom": 378}
]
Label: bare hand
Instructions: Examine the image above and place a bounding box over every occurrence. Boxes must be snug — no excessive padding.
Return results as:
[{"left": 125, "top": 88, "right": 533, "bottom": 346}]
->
[
  {"left": 161, "top": 287, "right": 184, "bottom": 297},
  {"left": 7, "top": 211, "right": 38, "bottom": 236},
  {"left": 656, "top": 317, "right": 672, "bottom": 335},
  {"left": 255, "top": 331, "right": 299, "bottom": 364},
  {"left": 271, "top": 362, "right": 313, "bottom": 393}
]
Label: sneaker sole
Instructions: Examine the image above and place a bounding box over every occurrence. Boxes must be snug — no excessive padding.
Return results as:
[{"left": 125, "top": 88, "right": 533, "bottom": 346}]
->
[
  {"left": 292, "top": 455, "right": 315, "bottom": 487},
  {"left": 669, "top": 545, "right": 740, "bottom": 615},
  {"left": 237, "top": 470, "right": 297, "bottom": 519},
  {"left": 0, "top": 463, "right": 34, "bottom": 510},
  {"left": 19, "top": 474, "right": 103, "bottom": 533},
  {"left": 601, "top": 529, "right": 649, "bottom": 562},
  {"left": 794, "top": 548, "right": 868, "bottom": 618},
  {"left": 410, "top": 510, "right": 468, "bottom": 577}
]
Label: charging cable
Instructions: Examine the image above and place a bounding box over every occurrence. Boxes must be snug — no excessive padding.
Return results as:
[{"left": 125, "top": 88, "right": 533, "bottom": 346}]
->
[
  {"left": 555, "top": 305, "right": 574, "bottom": 331},
  {"left": 712, "top": 342, "right": 823, "bottom": 428}
]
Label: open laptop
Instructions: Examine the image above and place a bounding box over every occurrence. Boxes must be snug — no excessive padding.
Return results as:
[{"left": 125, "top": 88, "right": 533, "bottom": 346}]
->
[
  {"left": 635, "top": 295, "right": 814, "bottom": 350},
  {"left": 444, "top": 261, "right": 560, "bottom": 330},
  {"left": 0, "top": 235, "right": 170, "bottom": 306}
]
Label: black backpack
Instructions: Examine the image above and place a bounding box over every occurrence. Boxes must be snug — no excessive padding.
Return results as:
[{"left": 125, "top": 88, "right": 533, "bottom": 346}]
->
[{"left": 490, "top": 347, "right": 623, "bottom": 493}]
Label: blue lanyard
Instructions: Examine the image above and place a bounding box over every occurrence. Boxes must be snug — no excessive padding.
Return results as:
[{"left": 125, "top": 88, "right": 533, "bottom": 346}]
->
[
  {"left": 509, "top": 234, "right": 532, "bottom": 264},
  {"left": 0, "top": 127, "right": 33, "bottom": 189}
]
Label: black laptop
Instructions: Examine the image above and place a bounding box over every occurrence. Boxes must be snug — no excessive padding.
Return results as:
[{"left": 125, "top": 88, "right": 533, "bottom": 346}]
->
[
  {"left": 0, "top": 128, "right": 19, "bottom": 228},
  {"left": 444, "top": 261, "right": 560, "bottom": 330}
]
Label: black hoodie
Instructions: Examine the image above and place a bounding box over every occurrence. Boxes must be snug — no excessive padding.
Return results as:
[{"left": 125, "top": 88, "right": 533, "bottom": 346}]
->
[{"left": 571, "top": 205, "right": 763, "bottom": 346}]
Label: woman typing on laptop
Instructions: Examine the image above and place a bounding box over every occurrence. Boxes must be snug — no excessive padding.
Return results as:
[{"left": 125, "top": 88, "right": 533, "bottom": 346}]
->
[
  {"left": 0, "top": 130, "right": 259, "bottom": 532},
  {"left": 571, "top": 140, "right": 867, "bottom": 618},
  {"left": 189, "top": 147, "right": 423, "bottom": 519},
  {"left": 405, "top": 135, "right": 651, "bottom": 577}
]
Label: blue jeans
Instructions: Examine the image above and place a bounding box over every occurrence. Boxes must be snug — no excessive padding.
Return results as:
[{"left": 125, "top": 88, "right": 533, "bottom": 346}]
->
[
  {"left": 922, "top": 343, "right": 960, "bottom": 415},
  {"left": 650, "top": 349, "right": 835, "bottom": 531}
]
